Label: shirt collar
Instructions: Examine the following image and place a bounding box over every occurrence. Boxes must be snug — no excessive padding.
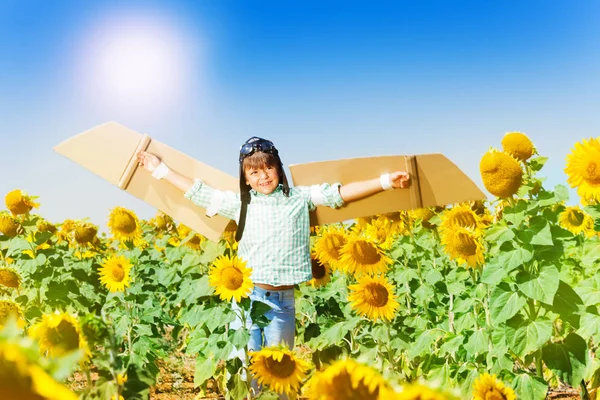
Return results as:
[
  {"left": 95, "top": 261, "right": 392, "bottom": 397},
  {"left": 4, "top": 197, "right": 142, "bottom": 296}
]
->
[{"left": 250, "top": 184, "right": 284, "bottom": 197}]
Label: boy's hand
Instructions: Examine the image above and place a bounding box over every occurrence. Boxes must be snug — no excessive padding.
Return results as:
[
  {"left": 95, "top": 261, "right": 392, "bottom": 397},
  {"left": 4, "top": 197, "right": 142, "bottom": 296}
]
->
[
  {"left": 136, "top": 151, "right": 162, "bottom": 173},
  {"left": 390, "top": 171, "right": 411, "bottom": 189}
]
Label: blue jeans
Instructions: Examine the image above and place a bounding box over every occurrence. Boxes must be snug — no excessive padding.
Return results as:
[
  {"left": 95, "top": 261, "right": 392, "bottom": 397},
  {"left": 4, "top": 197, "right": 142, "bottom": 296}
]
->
[
  {"left": 231, "top": 286, "right": 296, "bottom": 351},
  {"left": 230, "top": 286, "right": 296, "bottom": 399}
]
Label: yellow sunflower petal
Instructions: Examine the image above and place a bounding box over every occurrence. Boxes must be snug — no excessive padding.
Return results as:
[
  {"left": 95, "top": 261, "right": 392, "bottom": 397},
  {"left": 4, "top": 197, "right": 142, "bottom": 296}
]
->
[
  {"left": 305, "top": 359, "right": 389, "bottom": 400},
  {"left": 248, "top": 346, "right": 310, "bottom": 397},
  {"left": 565, "top": 137, "right": 600, "bottom": 204},
  {"left": 208, "top": 254, "right": 253, "bottom": 302},
  {"left": 501, "top": 131, "right": 535, "bottom": 161},
  {"left": 98, "top": 255, "right": 133, "bottom": 292},
  {"left": 348, "top": 275, "right": 399, "bottom": 321},
  {"left": 472, "top": 373, "right": 516, "bottom": 400}
]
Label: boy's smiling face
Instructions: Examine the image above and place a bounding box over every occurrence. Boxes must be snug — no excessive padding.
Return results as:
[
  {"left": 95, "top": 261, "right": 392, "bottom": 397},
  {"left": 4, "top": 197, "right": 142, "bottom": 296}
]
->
[{"left": 245, "top": 164, "right": 280, "bottom": 195}]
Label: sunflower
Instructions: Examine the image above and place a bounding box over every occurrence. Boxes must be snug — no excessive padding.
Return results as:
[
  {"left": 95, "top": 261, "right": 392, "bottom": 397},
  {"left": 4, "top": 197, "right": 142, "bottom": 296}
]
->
[
  {"left": 385, "top": 211, "right": 413, "bottom": 236},
  {"left": 0, "top": 342, "right": 79, "bottom": 400},
  {"left": 0, "top": 299, "right": 25, "bottom": 328},
  {"left": 5, "top": 189, "right": 39, "bottom": 215},
  {"left": 107, "top": 206, "right": 142, "bottom": 244},
  {"left": 73, "top": 222, "right": 98, "bottom": 246},
  {"left": 441, "top": 227, "right": 485, "bottom": 268},
  {"left": 308, "top": 255, "right": 331, "bottom": 288},
  {"left": 565, "top": 137, "right": 600, "bottom": 204},
  {"left": 338, "top": 236, "right": 391, "bottom": 276},
  {"left": 501, "top": 131, "right": 535, "bottom": 161},
  {"left": 36, "top": 218, "right": 57, "bottom": 234},
  {"left": 480, "top": 149, "right": 522, "bottom": 198},
  {"left": 392, "top": 383, "right": 455, "bottom": 400},
  {"left": 208, "top": 254, "right": 253, "bottom": 302},
  {"left": 248, "top": 345, "right": 310, "bottom": 397},
  {"left": 0, "top": 267, "right": 21, "bottom": 290},
  {"left": 348, "top": 275, "right": 399, "bottom": 321},
  {"left": 363, "top": 216, "right": 397, "bottom": 250},
  {"left": 149, "top": 211, "right": 175, "bottom": 233},
  {"left": 305, "top": 359, "right": 389, "bottom": 400},
  {"left": 178, "top": 224, "right": 205, "bottom": 251},
  {"left": 472, "top": 373, "right": 516, "bottom": 400},
  {"left": 439, "top": 203, "right": 485, "bottom": 234},
  {"left": 28, "top": 312, "right": 91, "bottom": 361},
  {"left": 312, "top": 225, "right": 348, "bottom": 269},
  {"left": 98, "top": 255, "right": 132, "bottom": 292},
  {"left": 409, "top": 207, "right": 434, "bottom": 222},
  {"left": 0, "top": 211, "right": 22, "bottom": 237},
  {"left": 56, "top": 219, "right": 76, "bottom": 244},
  {"left": 559, "top": 206, "right": 595, "bottom": 236}
]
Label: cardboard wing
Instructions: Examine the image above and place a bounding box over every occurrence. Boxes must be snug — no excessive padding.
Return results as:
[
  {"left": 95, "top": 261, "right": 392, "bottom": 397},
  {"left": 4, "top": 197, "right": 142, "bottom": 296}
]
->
[
  {"left": 53, "top": 121, "right": 238, "bottom": 242},
  {"left": 289, "top": 154, "right": 486, "bottom": 226}
]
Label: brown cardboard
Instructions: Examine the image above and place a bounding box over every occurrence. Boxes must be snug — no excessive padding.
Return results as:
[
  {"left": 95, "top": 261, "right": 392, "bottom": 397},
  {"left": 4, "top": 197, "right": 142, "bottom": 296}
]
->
[
  {"left": 54, "top": 122, "right": 486, "bottom": 240},
  {"left": 289, "top": 154, "right": 487, "bottom": 226},
  {"left": 53, "top": 121, "right": 237, "bottom": 242}
]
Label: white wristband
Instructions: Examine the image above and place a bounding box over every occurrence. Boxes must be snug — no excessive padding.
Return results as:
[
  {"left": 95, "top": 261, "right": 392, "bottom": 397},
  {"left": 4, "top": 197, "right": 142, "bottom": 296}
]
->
[
  {"left": 152, "top": 162, "right": 170, "bottom": 180},
  {"left": 380, "top": 173, "right": 393, "bottom": 191}
]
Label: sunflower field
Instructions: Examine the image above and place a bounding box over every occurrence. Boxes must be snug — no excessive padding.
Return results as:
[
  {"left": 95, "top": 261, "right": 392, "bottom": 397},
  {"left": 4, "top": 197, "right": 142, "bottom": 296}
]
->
[{"left": 1, "top": 132, "right": 600, "bottom": 400}]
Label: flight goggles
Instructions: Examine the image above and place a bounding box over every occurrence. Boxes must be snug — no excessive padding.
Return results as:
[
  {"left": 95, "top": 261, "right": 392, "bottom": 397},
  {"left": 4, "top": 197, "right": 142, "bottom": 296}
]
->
[{"left": 239, "top": 137, "right": 277, "bottom": 162}]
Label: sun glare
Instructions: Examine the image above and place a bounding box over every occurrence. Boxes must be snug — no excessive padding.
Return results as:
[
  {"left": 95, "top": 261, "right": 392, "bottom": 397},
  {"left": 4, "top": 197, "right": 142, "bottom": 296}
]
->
[{"left": 75, "top": 8, "right": 201, "bottom": 115}]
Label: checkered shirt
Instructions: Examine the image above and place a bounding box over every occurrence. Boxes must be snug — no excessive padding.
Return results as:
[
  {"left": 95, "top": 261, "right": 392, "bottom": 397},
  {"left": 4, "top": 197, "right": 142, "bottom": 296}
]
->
[{"left": 184, "top": 181, "right": 344, "bottom": 285}]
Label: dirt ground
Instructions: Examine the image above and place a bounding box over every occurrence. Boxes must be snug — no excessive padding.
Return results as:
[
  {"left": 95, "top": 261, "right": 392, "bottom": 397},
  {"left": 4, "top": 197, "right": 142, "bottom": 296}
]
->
[{"left": 69, "top": 356, "right": 582, "bottom": 400}]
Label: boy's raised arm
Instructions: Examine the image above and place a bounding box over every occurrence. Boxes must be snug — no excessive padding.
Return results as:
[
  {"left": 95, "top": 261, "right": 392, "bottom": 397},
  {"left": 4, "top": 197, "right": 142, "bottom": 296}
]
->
[
  {"left": 339, "top": 171, "right": 410, "bottom": 203},
  {"left": 137, "top": 151, "right": 195, "bottom": 193}
]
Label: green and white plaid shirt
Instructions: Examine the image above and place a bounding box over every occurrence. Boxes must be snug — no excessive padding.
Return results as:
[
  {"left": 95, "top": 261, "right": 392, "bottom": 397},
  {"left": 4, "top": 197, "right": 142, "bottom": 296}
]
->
[{"left": 184, "top": 181, "right": 345, "bottom": 285}]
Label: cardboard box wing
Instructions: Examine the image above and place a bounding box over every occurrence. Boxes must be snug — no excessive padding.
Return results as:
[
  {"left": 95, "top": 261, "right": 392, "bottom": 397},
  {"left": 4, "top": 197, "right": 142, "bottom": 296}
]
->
[
  {"left": 289, "top": 154, "right": 486, "bottom": 226},
  {"left": 53, "top": 121, "right": 238, "bottom": 242}
]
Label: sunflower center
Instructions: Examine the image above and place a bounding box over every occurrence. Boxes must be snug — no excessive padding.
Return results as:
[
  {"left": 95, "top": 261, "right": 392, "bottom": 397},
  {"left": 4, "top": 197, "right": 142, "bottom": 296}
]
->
[
  {"left": 485, "top": 389, "right": 507, "bottom": 400},
  {"left": 0, "top": 270, "right": 19, "bottom": 288},
  {"left": 325, "top": 234, "right": 346, "bottom": 259},
  {"left": 350, "top": 241, "right": 381, "bottom": 265},
  {"left": 110, "top": 264, "right": 125, "bottom": 282},
  {"left": 583, "top": 161, "right": 600, "bottom": 184},
  {"left": 331, "top": 371, "right": 379, "bottom": 400},
  {"left": 113, "top": 213, "right": 137, "bottom": 234},
  {"left": 364, "top": 283, "right": 389, "bottom": 307},
  {"left": 311, "top": 259, "right": 326, "bottom": 279},
  {"left": 48, "top": 320, "right": 80, "bottom": 351},
  {"left": 454, "top": 233, "right": 477, "bottom": 256},
  {"left": 565, "top": 210, "right": 584, "bottom": 227},
  {"left": 222, "top": 267, "right": 244, "bottom": 290},
  {"left": 0, "top": 303, "right": 19, "bottom": 323},
  {"left": 264, "top": 354, "right": 296, "bottom": 378},
  {"left": 75, "top": 225, "right": 97, "bottom": 244}
]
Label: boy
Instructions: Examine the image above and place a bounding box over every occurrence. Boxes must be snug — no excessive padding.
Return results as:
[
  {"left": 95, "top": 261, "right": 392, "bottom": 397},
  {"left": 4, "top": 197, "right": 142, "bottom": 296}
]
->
[{"left": 137, "top": 137, "right": 410, "bottom": 394}]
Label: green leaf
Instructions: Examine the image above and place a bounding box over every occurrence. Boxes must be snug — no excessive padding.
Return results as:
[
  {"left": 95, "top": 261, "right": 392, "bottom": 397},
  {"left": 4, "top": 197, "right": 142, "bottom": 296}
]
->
[
  {"left": 464, "top": 329, "right": 489, "bottom": 356},
  {"left": 517, "top": 217, "right": 554, "bottom": 246},
  {"left": 516, "top": 264, "right": 560, "bottom": 304},
  {"left": 490, "top": 283, "right": 527, "bottom": 325},
  {"left": 529, "top": 156, "right": 548, "bottom": 172},
  {"left": 542, "top": 333, "right": 588, "bottom": 387},
  {"left": 512, "top": 373, "right": 548, "bottom": 400},
  {"left": 309, "top": 318, "right": 360, "bottom": 349},
  {"left": 195, "top": 355, "right": 218, "bottom": 387},
  {"left": 407, "top": 329, "right": 444, "bottom": 359},
  {"left": 481, "top": 258, "right": 508, "bottom": 285},
  {"left": 575, "top": 276, "right": 600, "bottom": 305},
  {"left": 230, "top": 328, "right": 250, "bottom": 349},
  {"left": 508, "top": 317, "right": 552, "bottom": 358},
  {"left": 577, "top": 313, "right": 600, "bottom": 342},
  {"left": 439, "top": 334, "right": 465, "bottom": 356},
  {"left": 460, "top": 369, "right": 480, "bottom": 400},
  {"left": 485, "top": 224, "right": 515, "bottom": 244},
  {"left": 227, "top": 373, "right": 248, "bottom": 400},
  {"left": 551, "top": 280, "right": 584, "bottom": 327},
  {"left": 250, "top": 301, "right": 272, "bottom": 329},
  {"left": 503, "top": 201, "right": 528, "bottom": 226},
  {"left": 582, "top": 241, "right": 600, "bottom": 268}
]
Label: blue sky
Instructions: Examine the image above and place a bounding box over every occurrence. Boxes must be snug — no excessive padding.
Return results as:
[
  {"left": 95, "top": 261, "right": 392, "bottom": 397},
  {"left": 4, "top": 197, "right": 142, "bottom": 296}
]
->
[{"left": 1, "top": 1, "right": 598, "bottom": 230}]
